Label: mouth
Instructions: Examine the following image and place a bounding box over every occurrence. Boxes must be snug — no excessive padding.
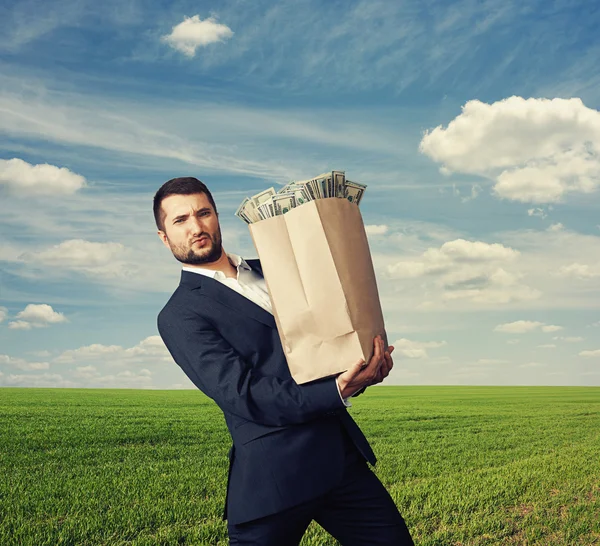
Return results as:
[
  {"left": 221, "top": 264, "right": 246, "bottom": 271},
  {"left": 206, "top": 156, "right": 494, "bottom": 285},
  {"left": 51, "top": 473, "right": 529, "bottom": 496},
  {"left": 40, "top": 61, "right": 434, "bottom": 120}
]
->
[{"left": 192, "top": 236, "right": 209, "bottom": 246}]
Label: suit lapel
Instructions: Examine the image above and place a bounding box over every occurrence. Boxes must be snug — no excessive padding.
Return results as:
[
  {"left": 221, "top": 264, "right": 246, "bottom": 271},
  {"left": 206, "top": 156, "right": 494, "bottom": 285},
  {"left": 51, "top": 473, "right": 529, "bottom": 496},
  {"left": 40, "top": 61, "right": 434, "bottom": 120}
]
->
[{"left": 180, "top": 265, "right": 276, "bottom": 329}]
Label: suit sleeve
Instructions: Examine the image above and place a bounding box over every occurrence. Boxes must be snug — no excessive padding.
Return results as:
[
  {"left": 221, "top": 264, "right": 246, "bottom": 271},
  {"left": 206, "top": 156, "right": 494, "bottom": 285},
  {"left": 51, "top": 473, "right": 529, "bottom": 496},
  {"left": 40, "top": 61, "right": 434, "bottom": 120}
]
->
[{"left": 158, "top": 308, "right": 345, "bottom": 427}]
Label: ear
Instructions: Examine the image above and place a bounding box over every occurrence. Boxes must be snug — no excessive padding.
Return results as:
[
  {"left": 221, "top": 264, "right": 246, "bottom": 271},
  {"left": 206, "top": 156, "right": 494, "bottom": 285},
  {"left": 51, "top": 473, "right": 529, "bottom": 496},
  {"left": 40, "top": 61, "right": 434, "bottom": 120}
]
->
[{"left": 157, "top": 230, "right": 170, "bottom": 249}]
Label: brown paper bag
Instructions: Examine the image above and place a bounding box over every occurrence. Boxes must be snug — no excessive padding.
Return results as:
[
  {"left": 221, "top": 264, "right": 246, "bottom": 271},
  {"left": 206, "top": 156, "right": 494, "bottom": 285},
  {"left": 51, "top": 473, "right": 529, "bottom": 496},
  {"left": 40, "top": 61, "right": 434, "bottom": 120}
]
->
[{"left": 249, "top": 197, "right": 387, "bottom": 384}]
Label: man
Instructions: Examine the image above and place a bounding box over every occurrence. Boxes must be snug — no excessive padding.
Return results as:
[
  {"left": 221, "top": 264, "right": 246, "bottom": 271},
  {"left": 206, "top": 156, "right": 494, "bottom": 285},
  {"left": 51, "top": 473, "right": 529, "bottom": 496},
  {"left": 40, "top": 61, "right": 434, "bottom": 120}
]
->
[{"left": 155, "top": 177, "right": 414, "bottom": 545}]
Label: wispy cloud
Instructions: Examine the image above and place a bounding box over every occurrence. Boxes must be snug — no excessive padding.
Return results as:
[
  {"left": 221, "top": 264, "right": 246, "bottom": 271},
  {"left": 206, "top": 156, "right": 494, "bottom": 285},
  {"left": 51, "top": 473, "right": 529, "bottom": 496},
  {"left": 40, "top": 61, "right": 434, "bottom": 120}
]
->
[
  {"left": 0, "top": 76, "right": 407, "bottom": 182},
  {"left": 494, "top": 321, "right": 562, "bottom": 334}
]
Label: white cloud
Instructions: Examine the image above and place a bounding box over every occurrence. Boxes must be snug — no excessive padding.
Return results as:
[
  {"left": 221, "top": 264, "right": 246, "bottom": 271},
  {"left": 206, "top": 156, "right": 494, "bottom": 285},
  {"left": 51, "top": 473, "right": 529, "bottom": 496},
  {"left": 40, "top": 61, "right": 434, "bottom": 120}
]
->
[
  {"left": 71, "top": 366, "right": 153, "bottom": 388},
  {"left": 548, "top": 223, "right": 563, "bottom": 232},
  {"left": 528, "top": 208, "right": 547, "bottom": 219},
  {"left": 29, "top": 350, "right": 51, "bottom": 357},
  {"left": 365, "top": 224, "right": 389, "bottom": 235},
  {"left": 579, "top": 349, "right": 600, "bottom": 358},
  {"left": 492, "top": 321, "right": 562, "bottom": 334},
  {"left": 553, "top": 336, "right": 584, "bottom": 343},
  {"left": 0, "top": 307, "right": 7, "bottom": 323},
  {"left": 542, "top": 324, "right": 564, "bottom": 332},
  {"left": 1, "top": 336, "right": 170, "bottom": 388},
  {"left": 54, "top": 343, "right": 125, "bottom": 364},
  {"left": 162, "top": 15, "right": 233, "bottom": 57},
  {"left": 476, "top": 358, "right": 509, "bottom": 365},
  {"left": 557, "top": 263, "right": 600, "bottom": 279},
  {"left": 73, "top": 365, "right": 100, "bottom": 379},
  {"left": 494, "top": 320, "right": 544, "bottom": 333},
  {"left": 169, "top": 383, "right": 195, "bottom": 390},
  {"left": 8, "top": 304, "right": 68, "bottom": 331},
  {"left": 463, "top": 184, "right": 481, "bottom": 202},
  {"left": 520, "top": 362, "right": 546, "bottom": 368},
  {"left": 54, "top": 336, "right": 172, "bottom": 366},
  {"left": 0, "top": 354, "right": 50, "bottom": 371},
  {"left": 387, "top": 239, "right": 519, "bottom": 279},
  {"left": 386, "top": 239, "right": 537, "bottom": 305},
  {"left": 537, "top": 344, "right": 556, "bottom": 348},
  {"left": 8, "top": 320, "right": 32, "bottom": 330},
  {"left": 21, "top": 239, "right": 135, "bottom": 279},
  {"left": 0, "top": 158, "right": 85, "bottom": 196},
  {"left": 420, "top": 96, "right": 600, "bottom": 204},
  {"left": 124, "top": 336, "right": 170, "bottom": 357},
  {"left": 0, "top": 373, "right": 75, "bottom": 388},
  {"left": 19, "top": 361, "right": 50, "bottom": 370},
  {"left": 88, "top": 369, "right": 155, "bottom": 389},
  {"left": 392, "top": 338, "right": 446, "bottom": 359}
]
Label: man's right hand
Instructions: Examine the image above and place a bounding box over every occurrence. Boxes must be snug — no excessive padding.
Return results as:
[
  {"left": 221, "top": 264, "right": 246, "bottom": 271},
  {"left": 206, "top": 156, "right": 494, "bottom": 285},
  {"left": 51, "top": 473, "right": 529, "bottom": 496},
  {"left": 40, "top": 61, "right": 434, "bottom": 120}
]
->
[{"left": 336, "top": 335, "right": 394, "bottom": 399}]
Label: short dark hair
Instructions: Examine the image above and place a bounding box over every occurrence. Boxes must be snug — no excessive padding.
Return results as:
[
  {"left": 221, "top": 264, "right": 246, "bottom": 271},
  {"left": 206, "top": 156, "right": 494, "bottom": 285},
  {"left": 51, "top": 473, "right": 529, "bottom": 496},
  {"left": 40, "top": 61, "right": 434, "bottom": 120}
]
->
[{"left": 153, "top": 177, "right": 218, "bottom": 231}]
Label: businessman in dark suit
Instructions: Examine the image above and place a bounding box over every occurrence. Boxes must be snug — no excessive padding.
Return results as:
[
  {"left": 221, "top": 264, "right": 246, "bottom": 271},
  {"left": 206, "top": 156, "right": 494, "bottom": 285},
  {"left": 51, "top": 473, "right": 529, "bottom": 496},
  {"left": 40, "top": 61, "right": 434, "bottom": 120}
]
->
[{"left": 154, "top": 177, "right": 414, "bottom": 545}]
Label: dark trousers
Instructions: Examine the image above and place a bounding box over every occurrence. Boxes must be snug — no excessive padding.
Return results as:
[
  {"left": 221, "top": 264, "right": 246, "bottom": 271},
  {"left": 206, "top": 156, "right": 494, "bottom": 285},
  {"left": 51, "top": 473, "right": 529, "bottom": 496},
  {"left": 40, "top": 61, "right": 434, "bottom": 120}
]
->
[{"left": 228, "top": 429, "right": 414, "bottom": 546}]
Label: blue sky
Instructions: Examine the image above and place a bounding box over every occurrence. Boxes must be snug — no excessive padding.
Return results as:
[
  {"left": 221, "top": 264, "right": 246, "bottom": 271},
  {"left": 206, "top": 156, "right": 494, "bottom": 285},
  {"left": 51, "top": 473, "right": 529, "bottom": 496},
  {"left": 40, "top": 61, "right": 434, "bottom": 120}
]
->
[{"left": 1, "top": 0, "right": 599, "bottom": 388}]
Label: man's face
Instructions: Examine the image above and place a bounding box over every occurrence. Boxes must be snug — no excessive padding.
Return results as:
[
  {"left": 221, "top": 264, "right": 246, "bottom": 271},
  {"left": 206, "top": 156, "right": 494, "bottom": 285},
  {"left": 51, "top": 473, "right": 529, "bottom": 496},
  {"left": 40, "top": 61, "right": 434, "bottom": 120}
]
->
[{"left": 158, "top": 193, "right": 223, "bottom": 266}]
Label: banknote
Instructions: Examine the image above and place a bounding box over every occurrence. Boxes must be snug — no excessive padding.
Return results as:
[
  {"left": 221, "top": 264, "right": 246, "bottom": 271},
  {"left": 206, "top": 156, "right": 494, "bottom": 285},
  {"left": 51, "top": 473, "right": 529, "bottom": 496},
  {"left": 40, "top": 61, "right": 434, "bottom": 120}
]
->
[
  {"left": 252, "top": 187, "right": 276, "bottom": 208},
  {"left": 235, "top": 171, "right": 366, "bottom": 224},
  {"left": 235, "top": 197, "right": 252, "bottom": 224},
  {"left": 273, "top": 193, "right": 297, "bottom": 215},
  {"left": 345, "top": 180, "right": 367, "bottom": 205},
  {"left": 333, "top": 171, "right": 345, "bottom": 198},
  {"left": 293, "top": 187, "right": 310, "bottom": 205},
  {"left": 294, "top": 179, "right": 318, "bottom": 201},
  {"left": 257, "top": 199, "right": 275, "bottom": 219},
  {"left": 243, "top": 198, "right": 262, "bottom": 223},
  {"left": 280, "top": 183, "right": 310, "bottom": 204}
]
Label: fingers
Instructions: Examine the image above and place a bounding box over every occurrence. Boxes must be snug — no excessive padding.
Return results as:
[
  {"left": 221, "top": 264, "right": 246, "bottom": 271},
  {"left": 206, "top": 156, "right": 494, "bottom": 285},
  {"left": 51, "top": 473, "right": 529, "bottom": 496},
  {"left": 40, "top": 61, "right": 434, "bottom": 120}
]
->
[
  {"left": 337, "top": 357, "right": 366, "bottom": 392},
  {"left": 351, "top": 357, "right": 368, "bottom": 378},
  {"left": 342, "top": 336, "right": 388, "bottom": 390},
  {"left": 361, "top": 335, "right": 384, "bottom": 385},
  {"left": 372, "top": 335, "right": 382, "bottom": 362},
  {"left": 383, "top": 349, "right": 393, "bottom": 376},
  {"left": 372, "top": 345, "right": 394, "bottom": 385}
]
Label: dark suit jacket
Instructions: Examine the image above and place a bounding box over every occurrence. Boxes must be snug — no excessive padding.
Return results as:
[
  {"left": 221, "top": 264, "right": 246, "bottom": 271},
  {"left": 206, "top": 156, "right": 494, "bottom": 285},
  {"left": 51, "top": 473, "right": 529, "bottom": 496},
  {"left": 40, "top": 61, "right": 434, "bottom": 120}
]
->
[{"left": 157, "top": 260, "right": 375, "bottom": 525}]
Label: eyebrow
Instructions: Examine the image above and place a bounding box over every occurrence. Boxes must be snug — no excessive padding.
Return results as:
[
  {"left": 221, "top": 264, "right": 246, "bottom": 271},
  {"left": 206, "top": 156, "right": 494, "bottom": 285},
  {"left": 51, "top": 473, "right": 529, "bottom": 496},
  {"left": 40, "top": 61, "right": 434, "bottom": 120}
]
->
[{"left": 172, "top": 207, "right": 212, "bottom": 223}]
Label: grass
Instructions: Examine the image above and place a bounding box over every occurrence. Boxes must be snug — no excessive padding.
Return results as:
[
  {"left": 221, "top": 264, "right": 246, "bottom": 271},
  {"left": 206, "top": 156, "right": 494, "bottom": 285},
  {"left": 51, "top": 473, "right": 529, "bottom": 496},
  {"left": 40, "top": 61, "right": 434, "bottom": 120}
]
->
[{"left": 1, "top": 386, "right": 599, "bottom": 545}]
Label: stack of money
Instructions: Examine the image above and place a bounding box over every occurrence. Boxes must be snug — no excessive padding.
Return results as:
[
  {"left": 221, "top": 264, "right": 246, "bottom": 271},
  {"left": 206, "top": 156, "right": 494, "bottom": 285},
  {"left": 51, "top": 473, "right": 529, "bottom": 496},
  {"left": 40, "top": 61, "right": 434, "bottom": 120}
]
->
[{"left": 235, "top": 170, "right": 367, "bottom": 224}]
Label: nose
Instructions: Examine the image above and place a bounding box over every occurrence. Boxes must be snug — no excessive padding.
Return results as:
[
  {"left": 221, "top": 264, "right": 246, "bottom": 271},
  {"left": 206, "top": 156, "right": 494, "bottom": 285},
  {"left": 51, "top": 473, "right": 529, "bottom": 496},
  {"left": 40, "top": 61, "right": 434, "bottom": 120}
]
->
[{"left": 189, "top": 214, "right": 207, "bottom": 235}]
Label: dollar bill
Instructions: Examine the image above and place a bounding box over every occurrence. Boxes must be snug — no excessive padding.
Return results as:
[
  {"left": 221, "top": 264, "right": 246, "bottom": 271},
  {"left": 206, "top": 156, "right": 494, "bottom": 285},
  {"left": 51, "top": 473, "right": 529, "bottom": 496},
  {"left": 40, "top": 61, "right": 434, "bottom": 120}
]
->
[
  {"left": 279, "top": 182, "right": 300, "bottom": 195},
  {"left": 332, "top": 171, "right": 346, "bottom": 198},
  {"left": 235, "top": 197, "right": 252, "bottom": 224},
  {"left": 294, "top": 186, "right": 311, "bottom": 205},
  {"left": 243, "top": 199, "right": 262, "bottom": 223},
  {"left": 251, "top": 187, "right": 276, "bottom": 209},
  {"left": 272, "top": 193, "right": 297, "bottom": 215},
  {"left": 235, "top": 171, "right": 366, "bottom": 224},
  {"left": 316, "top": 174, "right": 329, "bottom": 198},
  {"left": 308, "top": 174, "right": 327, "bottom": 199},
  {"left": 257, "top": 198, "right": 275, "bottom": 219},
  {"left": 294, "top": 179, "right": 318, "bottom": 201},
  {"left": 345, "top": 180, "right": 367, "bottom": 205}
]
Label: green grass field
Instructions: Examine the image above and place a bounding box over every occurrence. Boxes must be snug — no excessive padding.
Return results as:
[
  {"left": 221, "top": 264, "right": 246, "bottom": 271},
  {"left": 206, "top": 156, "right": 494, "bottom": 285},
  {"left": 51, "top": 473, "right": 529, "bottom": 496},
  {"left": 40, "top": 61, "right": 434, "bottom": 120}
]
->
[{"left": 1, "top": 386, "right": 598, "bottom": 545}]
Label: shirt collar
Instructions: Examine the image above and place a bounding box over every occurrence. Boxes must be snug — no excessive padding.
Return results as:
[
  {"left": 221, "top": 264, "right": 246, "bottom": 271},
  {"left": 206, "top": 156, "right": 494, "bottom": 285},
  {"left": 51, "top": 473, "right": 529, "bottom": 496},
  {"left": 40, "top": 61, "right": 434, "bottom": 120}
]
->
[{"left": 182, "top": 253, "right": 251, "bottom": 279}]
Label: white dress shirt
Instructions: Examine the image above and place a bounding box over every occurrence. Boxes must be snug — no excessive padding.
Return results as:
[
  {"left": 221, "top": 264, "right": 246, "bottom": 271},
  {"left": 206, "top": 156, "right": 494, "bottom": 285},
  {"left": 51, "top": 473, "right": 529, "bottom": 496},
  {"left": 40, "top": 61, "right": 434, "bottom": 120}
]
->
[{"left": 182, "top": 253, "right": 350, "bottom": 406}]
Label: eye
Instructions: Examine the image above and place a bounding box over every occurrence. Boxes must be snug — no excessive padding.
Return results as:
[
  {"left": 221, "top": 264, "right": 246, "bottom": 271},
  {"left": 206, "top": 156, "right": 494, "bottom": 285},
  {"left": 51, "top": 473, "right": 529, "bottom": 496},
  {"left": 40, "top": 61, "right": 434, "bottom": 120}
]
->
[{"left": 173, "top": 218, "right": 184, "bottom": 224}]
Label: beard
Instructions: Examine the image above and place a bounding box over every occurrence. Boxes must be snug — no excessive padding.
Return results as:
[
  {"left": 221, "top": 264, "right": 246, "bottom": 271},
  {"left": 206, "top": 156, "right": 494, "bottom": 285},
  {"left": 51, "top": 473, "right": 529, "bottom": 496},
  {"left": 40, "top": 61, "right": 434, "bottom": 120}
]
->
[{"left": 168, "top": 227, "right": 224, "bottom": 266}]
